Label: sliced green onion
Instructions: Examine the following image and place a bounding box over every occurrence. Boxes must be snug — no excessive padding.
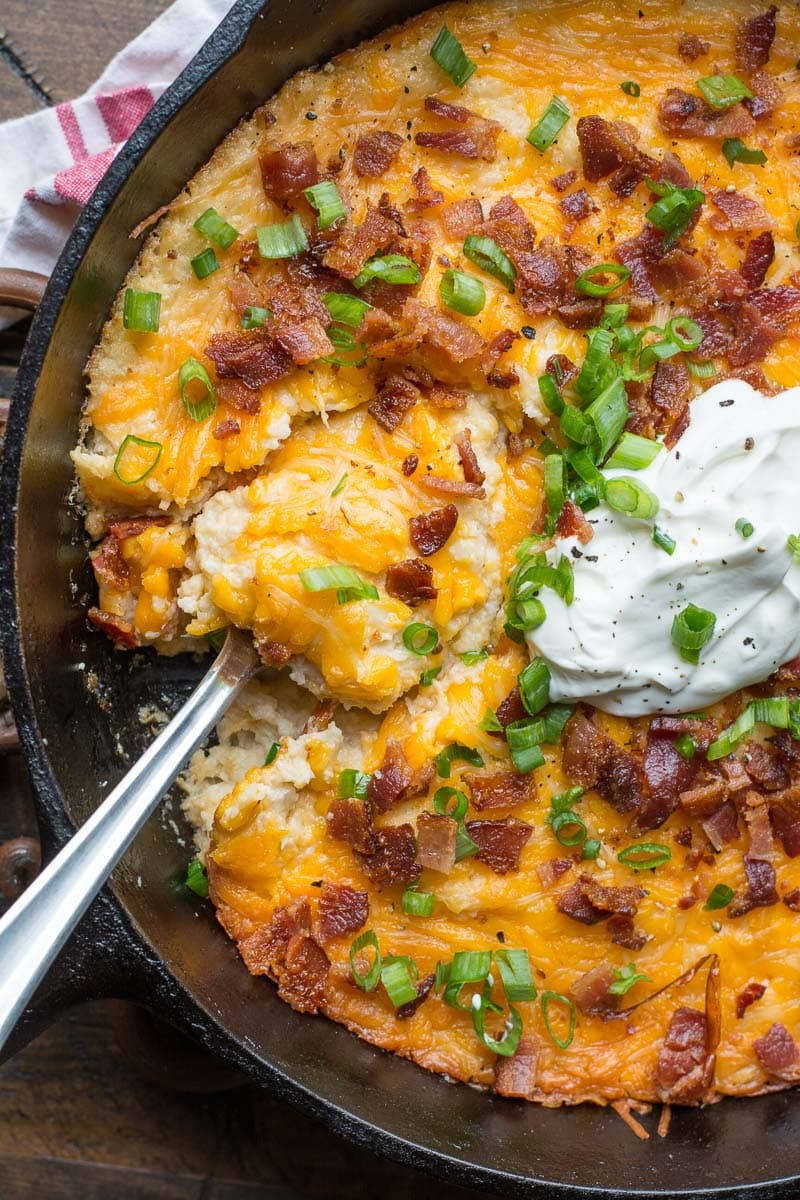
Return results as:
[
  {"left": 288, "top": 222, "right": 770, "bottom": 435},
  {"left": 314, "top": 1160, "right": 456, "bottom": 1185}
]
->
[
  {"left": 540, "top": 991, "right": 576, "bottom": 1050},
  {"left": 323, "top": 292, "right": 372, "bottom": 327},
  {"left": 509, "top": 706, "right": 571, "bottom": 753},
  {"left": 538, "top": 373, "right": 564, "bottom": 417},
  {"left": 586, "top": 378, "right": 630, "bottom": 460},
  {"left": 687, "top": 358, "right": 717, "bottom": 379},
  {"left": 697, "top": 74, "right": 753, "bottom": 110},
  {"left": 330, "top": 473, "right": 348, "bottom": 497},
  {"left": 403, "top": 622, "right": 439, "bottom": 655},
  {"left": 350, "top": 930, "right": 382, "bottom": 991},
  {"left": 435, "top": 743, "right": 484, "bottom": 777},
  {"left": 621, "top": 81, "right": 641, "bottom": 97},
  {"left": 518, "top": 657, "right": 551, "bottom": 716},
  {"left": 439, "top": 269, "right": 486, "bottom": 316},
  {"left": 504, "top": 595, "right": 547, "bottom": 641},
  {"left": 574, "top": 263, "right": 630, "bottom": 298},
  {"left": 617, "top": 842, "right": 672, "bottom": 871},
  {"left": 608, "top": 963, "right": 651, "bottom": 996},
  {"left": 338, "top": 768, "right": 371, "bottom": 799},
  {"left": 178, "top": 357, "right": 216, "bottom": 422},
  {"left": 299, "top": 564, "right": 378, "bottom": 604},
  {"left": 549, "top": 786, "right": 584, "bottom": 817},
  {"left": 707, "top": 705, "right": 756, "bottom": 760},
  {"left": 256, "top": 213, "right": 309, "bottom": 259},
  {"left": 321, "top": 325, "right": 368, "bottom": 368},
  {"left": 639, "top": 337, "right": 680, "bottom": 370},
  {"left": 304, "top": 180, "right": 347, "bottom": 230},
  {"left": 240, "top": 305, "right": 270, "bottom": 329},
  {"left": 605, "top": 476, "right": 660, "bottom": 520},
  {"left": 190, "top": 248, "right": 220, "bottom": 279},
  {"left": 722, "top": 138, "right": 767, "bottom": 168},
  {"left": 671, "top": 603, "right": 716, "bottom": 665},
  {"left": 666, "top": 315, "right": 704, "bottom": 352},
  {"left": 402, "top": 886, "right": 435, "bottom": 917},
  {"left": 463, "top": 234, "right": 516, "bottom": 292},
  {"left": 264, "top": 742, "right": 280, "bottom": 766},
  {"left": 560, "top": 405, "right": 594, "bottom": 446},
  {"left": 511, "top": 551, "right": 574, "bottom": 609},
  {"left": 460, "top": 648, "right": 489, "bottom": 666},
  {"left": 494, "top": 949, "right": 537, "bottom": 1003},
  {"left": 479, "top": 708, "right": 504, "bottom": 733},
  {"left": 471, "top": 983, "right": 524, "bottom": 1056},
  {"left": 566, "top": 447, "right": 604, "bottom": 486},
  {"left": 185, "top": 859, "right": 209, "bottom": 898},
  {"left": 193, "top": 207, "right": 239, "bottom": 249},
  {"left": 433, "top": 786, "right": 468, "bottom": 821},
  {"left": 122, "top": 287, "right": 161, "bottom": 332},
  {"left": 574, "top": 327, "right": 619, "bottom": 405},
  {"left": 353, "top": 254, "right": 421, "bottom": 289},
  {"left": 581, "top": 838, "right": 601, "bottom": 861},
  {"left": 675, "top": 734, "right": 698, "bottom": 759},
  {"left": 605, "top": 432, "right": 662, "bottom": 471},
  {"left": 602, "top": 302, "right": 629, "bottom": 330},
  {"left": 790, "top": 534, "right": 800, "bottom": 561},
  {"left": 550, "top": 810, "right": 587, "bottom": 847},
  {"left": 571, "top": 481, "right": 603, "bottom": 512},
  {"left": 736, "top": 517, "right": 754, "bottom": 538},
  {"left": 646, "top": 180, "right": 705, "bottom": 246},
  {"left": 527, "top": 96, "right": 570, "bottom": 153},
  {"left": 455, "top": 822, "right": 481, "bottom": 861},
  {"left": 704, "top": 883, "right": 734, "bottom": 911},
  {"left": 113, "top": 434, "right": 163, "bottom": 485},
  {"left": 751, "top": 696, "right": 790, "bottom": 727},
  {"left": 430, "top": 24, "right": 477, "bottom": 87},
  {"left": 544, "top": 453, "right": 567, "bottom": 525},
  {"left": 443, "top": 950, "right": 493, "bottom": 1010},
  {"left": 653, "top": 525, "right": 676, "bottom": 555},
  {"left": 505, "top": 721, "right": 546, "bottom": 774},
  {"left": 381, "top": 958, "right": 419, "bottom": 1006},
  {"left": 420, "top": 666, "right": 442, "bottom": 687}
]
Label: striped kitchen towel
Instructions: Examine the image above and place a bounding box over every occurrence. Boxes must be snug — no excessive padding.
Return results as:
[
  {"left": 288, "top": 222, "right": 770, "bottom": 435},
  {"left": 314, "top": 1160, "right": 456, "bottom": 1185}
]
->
[{"left": 0, "top": 0, "right": 234, "bottom": 323}]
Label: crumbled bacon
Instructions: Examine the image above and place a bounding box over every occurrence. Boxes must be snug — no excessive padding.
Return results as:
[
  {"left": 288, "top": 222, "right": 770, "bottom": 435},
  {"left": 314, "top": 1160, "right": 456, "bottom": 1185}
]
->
[
  {"left": 405, "top": 299, "right": 485, "bottom": 363},
  {"left": 728, "top": 854, "right": 778, "bottom": 917},
  {"left": 238, "top": 899, "right": 330, "bottom": 1014},
  {"left": 677, "top": 32, "right": 709, "bottom": 61},
  {"left": 754, "top": 1022, "right": 799, "bottom": 1079},
  {"left": 215, "top": 377, "right": 263, "bottom": 414},
  {"left": 608, "top": 913, "right": 648, "bottom": 950},
  {"left": 442, "top": 197, "right": 484, "bottom": 239},
  {"left": 735, "top": 5, "right": 777, "bottom": 73},
  {"left": 416, "top": 95, "right": 502, "bottom": 162},
  {"left": 353, "top": 129, "right": 404, "bottom": 177},
  {"left": 465, "top": 818, "right": 532, "bottom": 874},
  {"left": 716, "top": 756, "right": 753, "bottom": 793},
  {"left": 367, "top": 740, "right": 413, "bottom": 813},
  {"left": 553, "top": 498, "right": 592, "bottom": 544},
  {"left": 745, "top": 69, "right": 784, "bottom": 119},
  {"left": 212, "top": 418, "right": 241, "bottom": 440},
  {"left": 536, "top": 857, "right": 573, "bottom": 890},
  {"left": 576, "top": 116, "right": 654, "bottom": 191},
  {"left": 205, "top": 332, "right": 293, "bottom": 389},
  {"left": 562, "top": 709, "right": 646, "bottom": 815},
  {"left": 259, "top": 141, "right": 319, "bottom": 204},
  {"left": 92, "top": 536, "right": 130, "bottom": 589},
  {"left": 396, "top": 972, "right": 435, "bottom": 1019},
  {"left": 402, "top": 453, "right": 419, "bottom": 477},
  {"left": 743, "top": 794, "right": 776, "bottom": 860},
  {"left": 385, "top": 558, "right": 437, "bottom": 606},
  {"left": 87, "top": 607, "right": 138, "bottom": 648},
  {"left": 303, "top": 699, "right": 337, "bottom": 734},
  {"left": 275, "top": 320, "right": 334, "bottom": 365},
  {"left": 419, "top": 475, "right": 486, "bottom": 500},
  {"left": 551, "top": 169, "right": 578, "bottom": 192},
  {"left": 658, "top": 88, "right": 755, "bottom": 139},
  {"left": 359, "top": 824, "right": 421, "bottom": 887},
  {"left": 314, "top": 882, "right": 369, "bottom": 943},
  {"left": 769, "top": 789, "right": 800, "bottom": 857},
  {"left": 728, "top": 299, "right": 777, "bottom": 367},
  {"left": 739, "top": 232, "right": 775, "bottom": 291},
  {"left": 256, "top": 639, "right": 292, "bottom": 668},
  {"left": 409, "top": 504, "right": 458, "bottom": 556},
  {"left": 744, "top": 742, "right": 788, "bottom": 791},
  {"left": 369, "top": 373, "right": 419, "bottom": 432},
  {"left": 710, "top": 190, "right": 774, "bottom": 233},
  {"left": 495, "top": 686, "right": 527, "bottom": 730},
  {"left": 784, "top": 888, "right": 800, "bottom": 912},
  {"left": 406, "top": 166, "right": 444, "bottom": 212},
  {"left": 426, "top": 382, "right": 469, "bottom": 409},
  {"left": 454, "top": 428, "right": 486, "bottom": 486},
  {"left": 656, "top": 1007, "right": 712, "bottom": 1103},
  {"left": 415, "top": 811, "right": 457, "bottom": 874},
  {"left": 466, "top": 770, "right": 534, "bottom": 811},
  {"left": 701, "top": 802, "right": 740, "bottom": 852},
  {"left": 322, "top": 204, "right": 398, "bottom": 279},
  {"left": 557, "top": 875, "right": 646, "bottom": 925},
  {"left": 559, "top": 189, "right": 595, "bottom": 223},
  {"left": 570, "top": 964, "right": 619, "bottom": 1016},
  {"left": 635, "top": 736, "right": 701, "bottom": 833},
  {"left": 651, "top": 360, "right": 692, "bottom": 443},
  {"left": 107, "top": 514, "right": 171, "bottom": 541},
  {"left": 736, "top": 981, "right": 766, "bottom": 1019},
  {"left": 327, "top": 797, "right": 375, "bottom": 855},
  {"left": 679, "top": 779, "right": 728, "bottom": 819},
  {"left": 494, "top": 1038, "right": 539, "bottom": 1098},
  {"left": 546, "top": 353, "right": 578, "bottom": 387}
]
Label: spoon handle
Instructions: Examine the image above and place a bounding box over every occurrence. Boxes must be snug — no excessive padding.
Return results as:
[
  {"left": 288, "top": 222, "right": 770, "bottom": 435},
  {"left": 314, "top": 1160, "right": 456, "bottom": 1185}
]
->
[{"left": 0, "top": 632, "right": 258, "bottom": 1051}]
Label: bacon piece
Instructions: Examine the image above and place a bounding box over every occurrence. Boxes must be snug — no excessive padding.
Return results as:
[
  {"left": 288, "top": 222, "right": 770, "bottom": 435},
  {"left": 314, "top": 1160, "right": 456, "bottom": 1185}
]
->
[
  {"left": 454, "top": 428, "right": 486, "bottom": 486},
  {"left": 314, "top": 882, "right": 369, "bottom": 943},
  {"left": 402, "top": 454, "right": 419, "bottom": 477},
  {"left": 215, "top": 378, "right": 263, "bottom": 414},
  {"left": 404, "top": 299, "right": 485, "bottom": 363},
  {"left": 87, "top": 607, "right": 137, "bottom": 648},
  {"left": 369, "top": 373, "right": 419, "bottom": 432},
  {"left": 466, "top": 770, "right": 534, "bottom": 811},
  {"left": 656, "top": 1007, "right": 712, "bottom": 1103},
  {"left": 274, "top": 320, "right": 334, "bottom": 365},
  {"left": 419, "top": 475, "right": 486, "bottom": 500},
  {"left": 748, "top": 286, "right": 800, "bottom": 329},
  {"left": 478, "top": 199, "right": 536, "bottom": 266},
  {"left": 769, "top": 788, "right": 800, "bottom": 857},
  {"left": 536, "top": 857, "right": 573, "bottom": 890},
  {"left": 551, "top": 169, "right": 578, "bottom": 192},
  {"left": 729, "top": 854, "right": 778, "bottom": 917},
  {"left": 359, "top": 824, "right": 421, "bottom": 886},
  {"left": 710, "top": 190, "right": 774, "bottom": 233},
  {"left": 238, "top": 899, "right": 330, "bottom": 1014},
  {"left": 212, "top": 418, "right": 241, "bottom": 440},
  {"left": 651, "top": 359, "right": 692, "bottom": 439},
  {"left": 465, "top": 818, "right": 532, "bottom": 874},
  {"left": 635, "top": 735, "right": 701, "bottom": 833},
  {"left": 556, "top": 498, "right": 594, "bottom": 544},
  {"left": 615, "top": 225, "right": 667, "bottom": 302},
  {"left": 657, "top": 151, "right": 694, "bottom": 189},
  {"left": 739, "top": 232, "right": 775, "bottom": 290},
  {"left": 557, "top": 875, "right": 646, "bottom": 926},
  {"left": 559, "top": 189, "right": 595, "bottom": 223},
  {"left": 496, "top": 686, "right": 527, "bottom": 730},
  {"left": 679, "top": 779, "right": 728, "bottom": 819},
  {"left": 493, "top": 1037, "right": 540, "bottom": 1098},
  {"left": 716, "top": 756, "right": 753, "bottom": 792},
  {"left": 385, "top": 558, "right": 437, "bottom": 607},
  {"left": 745, "top": 742, "right": 788, "bottom": 791},
  {"left": 728, "top": 299, "right": 777, "bottom": 367},
  {"left": 229, "top": 272, "right": 265, "bottom": 318},
  {"left": 92, "top": 536, "right": 129, "bottom": 589},
  {"left": 736, "top": 981, "right": 766, "bottom": 1019},
  {"left": 546, "top": 353, "right": 579, "bottom": 387},
  {"left": 396, "top": 972, "right": 435, "bottom": 1020},
  {"left": 754, "top": 1022, "right": 800, "bottom": 1079},
  {"left": 569, "top": 963, "right": 619, "bottom": 1016},
  {"left": 658, "top": 88, "right": 755, "bottom": 139},
  {"left": 353, "top": 130, "right": 404, "bottom": 177},
  {"left": 303, "top": 699, "right": 337, "bottom": 734},
  {"left": 678, "top": 32, "right": 709, "bottom": 61},
  {"left": 701, "top": 801, "right": 740, "bottom": 852},
  {"left": 366, "top": 740, "right": 413, "bottom": 813},
  {"left": 107, "top": 514, "right": 171, "bottom": 540},
  {"left": 406, "top": 166, "right": 444, "bottom": 213},
  {"left": 238, "top": 899, "right": 310, "bottom": 975},
  {"left": 408, "top": 504, "right": 458, "bottom": 556},
  {"left": 415, "top": 811, "right": 457, "bottom": 873},
  {"left": 514, "top": 237, "right": 575, "bottom": 315},
  {"left": 259, "top": 141, "right": 319, "bottom": 204},
  {"left": 743, "top": 793, "right": 776, "bottom": 860},
  {"left": 689, "top": 306, "right": 735, "bottom": 361},
  {"left": 416, "top": 96, "right": 502, "bottom": 162},
  {"left": 322, "top": 204, "right": 398, "bottom": 279},
  {"left": 735, "top": 6, "right": 777, "bottom": 73},
  {"left": 784, "top": 888, "right": 800, "bottom": 911},
  {"left": 776, "top": 655, "right": 800, "bottom": 685},
  {"left": 327, "top": 797, "right": 375, "bottom": 855},
  {"left": 745, "top": 69, "right": 784, "bottom": 119},
  {"left": 608, "top": 913, "right": 647, "bottom": 950},
  {"left": 561, "top": 709, "right": 646, "bottom": 815},
  {"left": 256, "top": 639, "right": 292, "bottom": 669},
  {"left": 205, "top": 332, "right": 293, "bottom": 389},
  {"left": 442, "top": 197, "right": 484, "bottom": 239},
  {"left": 576, "top": 116, "right": 654, "bottom": 187}
]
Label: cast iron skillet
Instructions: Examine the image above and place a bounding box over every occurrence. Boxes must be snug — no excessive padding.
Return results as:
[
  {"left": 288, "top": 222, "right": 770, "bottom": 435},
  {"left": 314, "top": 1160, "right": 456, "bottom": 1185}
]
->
[{"left": 1, "top": 2, "right": 798, "bottom": 1195}]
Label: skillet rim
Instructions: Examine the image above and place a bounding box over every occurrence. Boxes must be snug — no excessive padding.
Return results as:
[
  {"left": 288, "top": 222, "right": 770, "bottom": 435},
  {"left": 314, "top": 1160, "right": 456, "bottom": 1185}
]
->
[{"left": 1, "top": 3, "right": 800, "bottom": 1196}]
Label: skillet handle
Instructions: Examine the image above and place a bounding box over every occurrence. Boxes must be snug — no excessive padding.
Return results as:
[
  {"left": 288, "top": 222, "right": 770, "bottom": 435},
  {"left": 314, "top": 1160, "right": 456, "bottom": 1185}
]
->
[{"left": 0, "top": 268, "right": 49, "bottom": 312}]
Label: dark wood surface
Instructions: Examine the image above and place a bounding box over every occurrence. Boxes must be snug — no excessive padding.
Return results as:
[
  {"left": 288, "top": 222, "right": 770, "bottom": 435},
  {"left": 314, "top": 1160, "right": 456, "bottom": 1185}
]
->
[{"left": 0, "top": 7, "right": 498, "bottom": 1199}]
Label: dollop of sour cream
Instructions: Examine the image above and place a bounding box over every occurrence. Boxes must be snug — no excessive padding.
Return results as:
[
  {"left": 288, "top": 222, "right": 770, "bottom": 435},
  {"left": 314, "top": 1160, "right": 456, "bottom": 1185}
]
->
[{"left": 530, "top": 380, "right": 800, "bottom": 716}]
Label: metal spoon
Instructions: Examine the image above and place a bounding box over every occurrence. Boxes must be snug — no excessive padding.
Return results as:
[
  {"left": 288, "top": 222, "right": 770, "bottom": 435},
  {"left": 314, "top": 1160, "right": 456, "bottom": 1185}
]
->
[{"left": 0, "top": 627, "right": 261, "bottom": 1051}]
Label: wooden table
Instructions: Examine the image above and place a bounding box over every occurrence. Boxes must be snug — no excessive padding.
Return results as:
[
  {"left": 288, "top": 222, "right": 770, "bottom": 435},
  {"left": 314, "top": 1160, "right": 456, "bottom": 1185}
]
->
[{"left": 0, "top": 7, "right": 498, "bottom": 1198}]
